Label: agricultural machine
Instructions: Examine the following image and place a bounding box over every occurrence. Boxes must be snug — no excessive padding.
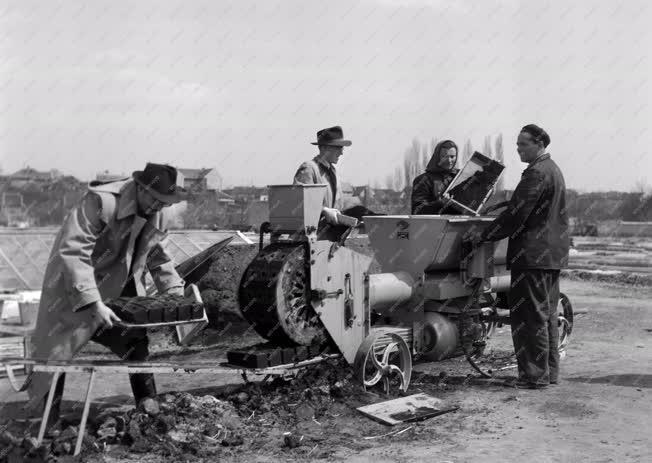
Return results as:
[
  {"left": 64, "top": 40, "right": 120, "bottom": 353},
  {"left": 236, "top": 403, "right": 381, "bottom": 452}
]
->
[{"left": 235, "top": 184, "right": 574, "bottom": 393}]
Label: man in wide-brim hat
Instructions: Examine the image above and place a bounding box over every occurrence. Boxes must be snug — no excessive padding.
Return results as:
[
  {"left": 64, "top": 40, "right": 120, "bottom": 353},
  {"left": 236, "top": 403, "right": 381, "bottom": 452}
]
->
[
  {"left": 27, "top": 162, "right": 188, "bottom": 421},
  {"left": 293, "top": 125, "right": 352, "bottom": 226}
]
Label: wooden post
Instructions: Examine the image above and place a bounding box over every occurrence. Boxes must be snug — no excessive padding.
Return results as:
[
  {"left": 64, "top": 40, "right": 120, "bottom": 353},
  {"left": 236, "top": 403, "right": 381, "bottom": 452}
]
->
[
  {"left": 37, "top": 369, "right": 61, "bottom": 445},
  {"left": 74, "top": 369, "right": 96, "bottom": 456}
]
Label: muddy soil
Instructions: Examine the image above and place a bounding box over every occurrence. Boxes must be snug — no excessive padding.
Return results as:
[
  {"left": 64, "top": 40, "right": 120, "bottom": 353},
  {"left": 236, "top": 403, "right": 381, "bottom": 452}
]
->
[{"left": 2, "top": 279, "right": 650, "bottom": 463}]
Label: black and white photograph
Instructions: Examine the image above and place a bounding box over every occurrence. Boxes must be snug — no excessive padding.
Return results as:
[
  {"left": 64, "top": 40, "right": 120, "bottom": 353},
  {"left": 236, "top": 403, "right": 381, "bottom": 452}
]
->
[{"left": 0, "top": 1, "right": 650, "bottom": 462}]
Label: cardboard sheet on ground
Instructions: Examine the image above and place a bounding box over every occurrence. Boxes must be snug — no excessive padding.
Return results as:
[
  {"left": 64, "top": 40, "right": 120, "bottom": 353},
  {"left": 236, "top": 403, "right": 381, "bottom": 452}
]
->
[{"left": 357, "top": 393, "right": 458, "bottom": 426}]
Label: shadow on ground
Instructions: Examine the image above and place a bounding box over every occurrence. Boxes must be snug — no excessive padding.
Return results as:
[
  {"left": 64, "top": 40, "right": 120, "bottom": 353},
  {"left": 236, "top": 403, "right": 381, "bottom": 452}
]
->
[{"left": 566, "top": 374, "right": 652, "bottom": 388}]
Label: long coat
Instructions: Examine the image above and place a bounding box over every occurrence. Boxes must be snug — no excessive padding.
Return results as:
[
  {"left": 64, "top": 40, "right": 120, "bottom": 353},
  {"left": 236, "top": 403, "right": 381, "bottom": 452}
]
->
[
  {"left": 480, "top": 153, "right": 570, "bottom": 269},
  {"left": 27, "top": 179, "right": 184, "bottom": 402},
  {"left": 293, "top": 156, "right": 343, "bottom": 210}
]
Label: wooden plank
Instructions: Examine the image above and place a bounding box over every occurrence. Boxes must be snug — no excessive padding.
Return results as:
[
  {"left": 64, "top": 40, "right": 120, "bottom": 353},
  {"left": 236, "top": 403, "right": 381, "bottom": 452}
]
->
[
  {"left": 0, "top": 324, "right": 33, "bottom": 335},
  {"left": 0, "top": 354, "right": 341, "bottom": 375},
  {"left": 0, "top": 336, "right": 26, "bottom": 377},
  {"left": 357, "top": 393, "right": 457, "bottom": 426},
  {"left": 0, "top": 360, "right": 236, "bottom": 375},
  {"left": 0, "top": 342, "right": 24, "bottom": 358}
]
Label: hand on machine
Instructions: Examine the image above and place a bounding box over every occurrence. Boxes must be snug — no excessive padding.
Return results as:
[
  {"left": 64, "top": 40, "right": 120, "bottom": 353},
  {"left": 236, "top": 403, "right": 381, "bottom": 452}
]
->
[
  {"left": 480, "top": 200, "right": 509, "bottom": 215},
  {"left": 463, "top": 229, "right": 485, "bottom": 248},
  {"left": 322, "top": 207, "right": 358, "bottom": 228},
  {"left": 322, "top": 207, "right": 341, "bottom": 225}
]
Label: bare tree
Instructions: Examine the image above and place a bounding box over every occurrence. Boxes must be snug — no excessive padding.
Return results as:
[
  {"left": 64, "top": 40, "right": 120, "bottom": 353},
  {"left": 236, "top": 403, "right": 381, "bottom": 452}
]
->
[
  {"left": 384, "top": 174, "right": 394, "bottom": 190},
  {"left": 495, "top": 133, "right": 505, "bottom": 192},
  {"left": 634, "top": 178, "right": 652, "bottom": 195},
  {"left": 393, "top": 166, "right": 403, "bottom": 192},
  {"left": 402, "top": 138, "right": 422, "bottom": 189},
  {"left": 462, "top": 139, "right": 473, "bottom": 166},
  {"left": 421, "top": 143, "right": 430, "bottom": 172},
  {"left": 483, "top": 135, "right": 493, "bottom": 159}
]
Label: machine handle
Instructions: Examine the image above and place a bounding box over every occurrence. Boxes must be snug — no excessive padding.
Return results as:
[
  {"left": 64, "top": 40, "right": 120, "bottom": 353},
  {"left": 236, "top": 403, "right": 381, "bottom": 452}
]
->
[
  {"left": 259, "top": 222, "right": 271, "bottom": 251},
  {"left": 311, "top": 289, "right": 343, "bottom": 300},
  {"left": 344, "top": 274, "right": 355, "bottom": 328}
]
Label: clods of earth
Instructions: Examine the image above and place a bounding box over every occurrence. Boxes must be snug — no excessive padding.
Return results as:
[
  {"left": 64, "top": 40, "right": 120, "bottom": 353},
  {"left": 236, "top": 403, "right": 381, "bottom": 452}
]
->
[{"left": 2, "top": 358, "right": 468, "bottom": 462}]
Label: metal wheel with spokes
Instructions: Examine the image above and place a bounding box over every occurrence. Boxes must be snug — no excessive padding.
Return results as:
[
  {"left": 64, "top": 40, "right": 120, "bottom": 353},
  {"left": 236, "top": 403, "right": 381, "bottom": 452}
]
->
[
  {"left": 353, "top": 332, "right": 412, "bottom": 394},
  {"left": 558, "top": 292, "right": 573, "bottom": 353}
]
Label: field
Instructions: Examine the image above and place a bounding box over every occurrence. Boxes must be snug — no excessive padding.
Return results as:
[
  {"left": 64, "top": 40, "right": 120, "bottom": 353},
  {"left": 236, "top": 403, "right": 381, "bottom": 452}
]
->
[{"left": 1, "top": 234, "right": 651, "bottom": 462}]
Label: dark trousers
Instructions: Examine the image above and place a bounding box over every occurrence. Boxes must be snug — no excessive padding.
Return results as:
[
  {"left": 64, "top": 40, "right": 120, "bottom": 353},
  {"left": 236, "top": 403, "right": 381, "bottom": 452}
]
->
[
  {"left": 48, "top": 326, "right": 155, "bottom": 420},
  {"left": 48, "top": 280, "right": 156, "bottom": 420},
  {"left": 508, "top": 269, "right": 560, "bottom": 385}
]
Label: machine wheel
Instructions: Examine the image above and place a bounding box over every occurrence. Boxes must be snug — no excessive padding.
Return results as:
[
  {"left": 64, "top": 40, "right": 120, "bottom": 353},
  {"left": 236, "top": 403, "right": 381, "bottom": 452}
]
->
[
  {"left": 354, "top": 331, "right": 412, "bottom": 394},
  {"left": 238, "top": 243, "right": 327, "bottom": 346},
  {"left": 558, "top": 292, "right": 573, "bottom": 353}
]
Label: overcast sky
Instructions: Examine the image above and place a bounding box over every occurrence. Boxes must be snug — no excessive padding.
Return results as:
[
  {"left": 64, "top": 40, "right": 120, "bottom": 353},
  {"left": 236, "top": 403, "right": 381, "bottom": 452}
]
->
[{"left": 1, "top": 0, "right": 650, "bottom": 191}]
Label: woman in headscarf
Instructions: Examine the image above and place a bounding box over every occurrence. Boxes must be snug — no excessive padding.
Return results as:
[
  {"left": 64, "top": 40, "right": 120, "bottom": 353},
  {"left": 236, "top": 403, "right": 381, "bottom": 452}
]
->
[{"left": 411, "top": 139, "right": 461, "bottom": 214}]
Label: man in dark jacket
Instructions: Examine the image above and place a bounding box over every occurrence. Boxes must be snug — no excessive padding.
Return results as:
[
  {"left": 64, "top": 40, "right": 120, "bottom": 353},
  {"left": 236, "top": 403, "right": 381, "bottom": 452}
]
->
[
  {"left": 411, "top": 140, "right": 462, "bottom": 215},
  {"left": 469, "top": 124, "right": 570, "bottom": 389}
]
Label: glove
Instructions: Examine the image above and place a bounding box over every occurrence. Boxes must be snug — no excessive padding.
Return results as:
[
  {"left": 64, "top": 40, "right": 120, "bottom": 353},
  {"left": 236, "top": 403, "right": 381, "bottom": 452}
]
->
[{"left": 322, "top": 207, "right": 340, "bottom": 225}]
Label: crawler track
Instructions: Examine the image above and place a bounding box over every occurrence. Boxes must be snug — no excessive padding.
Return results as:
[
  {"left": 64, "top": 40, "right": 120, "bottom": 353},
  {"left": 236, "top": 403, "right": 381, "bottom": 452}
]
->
[{"left": 238, "top": 243, "right": 327, "bottom": 346}]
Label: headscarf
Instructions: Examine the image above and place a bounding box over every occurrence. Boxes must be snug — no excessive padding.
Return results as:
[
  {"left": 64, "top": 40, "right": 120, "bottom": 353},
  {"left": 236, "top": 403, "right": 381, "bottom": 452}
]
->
[{"left": 426, "top": 140, "right": 459, "bottom": 173}]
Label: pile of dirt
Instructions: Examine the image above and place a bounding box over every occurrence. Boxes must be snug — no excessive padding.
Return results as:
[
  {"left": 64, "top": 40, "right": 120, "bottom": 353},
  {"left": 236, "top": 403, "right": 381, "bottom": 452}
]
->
[
  {"left": 1, "top": 393, "right": 244, "bottom": 462},
  {"left": 561, "top": 269, "right": 652, "bottom": 287},
  {"left": 198, "top": 244, "right": 259, "bottom": 326},
  {"left": 1, "top": 359, "right": 417, "bottom": 462},
  {"left": 209, "top": 358, "right": 400, "bottom": 459}
]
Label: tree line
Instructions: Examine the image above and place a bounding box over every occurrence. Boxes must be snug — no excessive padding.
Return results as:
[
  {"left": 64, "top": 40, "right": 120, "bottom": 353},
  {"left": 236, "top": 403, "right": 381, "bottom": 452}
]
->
[{"left": 381, "top": 134, "right": 505, "bottom": 192}]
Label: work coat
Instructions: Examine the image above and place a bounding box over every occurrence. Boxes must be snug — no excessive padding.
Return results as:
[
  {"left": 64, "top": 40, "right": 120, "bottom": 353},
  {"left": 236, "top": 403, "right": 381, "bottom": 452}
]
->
[
  {"left": 27, "top": 179, "right": 184, "bottom": 402},
  {"left": 411, "top": 140, "right": 460, "bottom": 215},
  {"left": 293, "top": 156, "right": 343, "bottom": 210},
  {"left": 480, "top": 153, "right": 570, "bottom": 269}
]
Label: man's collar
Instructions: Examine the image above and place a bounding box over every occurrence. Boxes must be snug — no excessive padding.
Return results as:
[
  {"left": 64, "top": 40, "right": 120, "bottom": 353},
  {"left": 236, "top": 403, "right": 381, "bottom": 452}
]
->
[
  {"left": 314, "top": 155, "right": 335, "bottom": 170},
  {"left": 529, "top": 152, "right": 550, "bottom": 166},
  {"left": 117, "top": 180, "right": 138, "bottom": 219}
]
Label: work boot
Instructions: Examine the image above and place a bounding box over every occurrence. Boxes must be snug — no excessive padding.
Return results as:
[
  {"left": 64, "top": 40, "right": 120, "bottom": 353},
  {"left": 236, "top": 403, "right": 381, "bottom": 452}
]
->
[
  {"left": 503, "top": 377, "right": 549, "bottom": 389},
  {"left": 515, "top": 382, "right": 549, "bottom": 390},
  {"left": 130, "top": 373, "right": 157, "bottom": 405}
]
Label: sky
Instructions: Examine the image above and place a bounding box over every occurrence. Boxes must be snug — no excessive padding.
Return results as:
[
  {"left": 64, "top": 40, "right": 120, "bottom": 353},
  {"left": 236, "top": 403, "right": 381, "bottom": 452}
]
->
[{"left": 0, "top": 0, "right": 650, "bottom": 192}]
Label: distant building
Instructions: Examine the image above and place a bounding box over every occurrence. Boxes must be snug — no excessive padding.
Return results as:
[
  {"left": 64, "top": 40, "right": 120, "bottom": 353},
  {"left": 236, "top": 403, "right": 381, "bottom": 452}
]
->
[
  {"left": 213, "top": 190, "right": 235, "bottom": 204},
  {"left": 340, "top": 182, "right": 362, "bottom": 209},
  {"left": 7, "top": 167, "right": 63, "bottom": 185},
  {"left": 364, "top": 188, "right": 409, "bottom": 215},
  {"left": 96, "top": 170, "right": 127, "bottom": 182},
  {"left": 0, "top": 192, "right": 28, "bottom": 226},
  {"left": 224, "top": 186, "right": 269, "bottom": 203},
  {"left": 177, "top": 168, "right": 222, "bottom": 192}
]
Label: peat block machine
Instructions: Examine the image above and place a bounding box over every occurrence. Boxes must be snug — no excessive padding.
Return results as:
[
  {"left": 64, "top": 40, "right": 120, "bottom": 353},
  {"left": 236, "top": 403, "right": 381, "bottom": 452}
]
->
[{"left": 235, "top": 179, "right": 574, "bottom": 393}]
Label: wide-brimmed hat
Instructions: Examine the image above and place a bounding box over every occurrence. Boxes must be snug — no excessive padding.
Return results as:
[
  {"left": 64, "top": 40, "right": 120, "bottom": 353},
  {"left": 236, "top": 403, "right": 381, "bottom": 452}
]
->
[
  {"left": 132, "top": 163, "right": 188, "bottom": 204},
  {"left": 310, "top": 126, "right": 352, "bottom": 147}
]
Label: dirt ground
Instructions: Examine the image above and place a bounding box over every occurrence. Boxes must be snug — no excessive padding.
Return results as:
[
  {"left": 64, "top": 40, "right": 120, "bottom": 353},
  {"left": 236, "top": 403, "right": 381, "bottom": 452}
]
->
[{"left": 2, "top": 278, "right": 651, "bottom": 463}]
